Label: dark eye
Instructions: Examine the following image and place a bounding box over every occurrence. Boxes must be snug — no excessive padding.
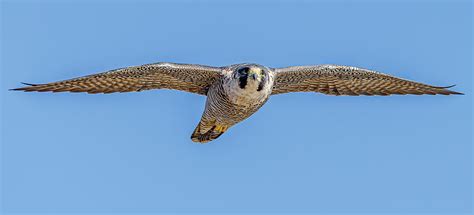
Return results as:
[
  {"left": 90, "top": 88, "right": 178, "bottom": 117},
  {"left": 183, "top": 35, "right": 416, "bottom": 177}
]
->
[{"left": 238, "top": 67, "right": 249, "bottom": 75}]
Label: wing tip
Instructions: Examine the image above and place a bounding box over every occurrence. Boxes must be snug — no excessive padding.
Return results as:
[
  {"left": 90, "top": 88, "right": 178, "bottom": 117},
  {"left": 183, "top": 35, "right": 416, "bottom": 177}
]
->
[
  {"left": 21, "top": 82, "right": 39, "bottom": 86},
  {"left": 437, "top": 84, "right": 464, "bottom": 95},
  {"left": 448, "top": 91, "right": 464, "bottom": 95},
  {"left": 10, "top": 82, "right": 42, "bottom": 91}
]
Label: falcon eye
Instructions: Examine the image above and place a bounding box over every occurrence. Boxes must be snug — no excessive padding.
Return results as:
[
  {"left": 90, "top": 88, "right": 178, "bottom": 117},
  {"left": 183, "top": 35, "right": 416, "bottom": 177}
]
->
[{"left": 238, "top": 67, "right": 249, "bottom": 75}]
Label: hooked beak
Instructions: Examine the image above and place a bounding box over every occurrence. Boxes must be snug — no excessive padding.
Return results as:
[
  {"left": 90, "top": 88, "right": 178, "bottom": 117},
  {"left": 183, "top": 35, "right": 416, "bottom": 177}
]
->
[
  {"left": 248, "top": 68, "right": 261, "bottom": 80},
  {"left": 250, "top": 73, "right": 258, "bottom": 80}
]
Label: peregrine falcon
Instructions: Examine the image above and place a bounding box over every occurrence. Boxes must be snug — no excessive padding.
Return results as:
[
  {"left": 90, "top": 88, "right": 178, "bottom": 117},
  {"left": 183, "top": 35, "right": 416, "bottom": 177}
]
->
[{"left": 12, "top": 62, "right": 462, "bottom": 143}]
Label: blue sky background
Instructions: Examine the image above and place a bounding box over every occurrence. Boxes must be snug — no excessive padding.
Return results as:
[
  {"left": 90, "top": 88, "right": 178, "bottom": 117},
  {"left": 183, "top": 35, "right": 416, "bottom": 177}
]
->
[{"left": 1, "top": 0, "right": 472, "bottom": 214}]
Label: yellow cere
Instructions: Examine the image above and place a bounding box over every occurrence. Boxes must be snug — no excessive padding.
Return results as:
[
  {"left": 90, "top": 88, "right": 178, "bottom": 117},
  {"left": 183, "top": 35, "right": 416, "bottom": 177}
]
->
[{"left": 249, "top": 68, "right": 263, "bottom": 77}]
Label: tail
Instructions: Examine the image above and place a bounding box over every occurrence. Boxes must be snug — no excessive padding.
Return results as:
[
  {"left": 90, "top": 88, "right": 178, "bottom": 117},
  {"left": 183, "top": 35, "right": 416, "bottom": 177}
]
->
[{"left": 191, "top": 122, "right": 228, "bottom": 143}]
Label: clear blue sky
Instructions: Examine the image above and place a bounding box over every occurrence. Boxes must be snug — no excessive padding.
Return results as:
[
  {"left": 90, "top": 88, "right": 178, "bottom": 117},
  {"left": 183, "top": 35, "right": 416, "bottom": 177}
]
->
[{"left": 1, "top": 0, "right": 472, "bottom": 214}]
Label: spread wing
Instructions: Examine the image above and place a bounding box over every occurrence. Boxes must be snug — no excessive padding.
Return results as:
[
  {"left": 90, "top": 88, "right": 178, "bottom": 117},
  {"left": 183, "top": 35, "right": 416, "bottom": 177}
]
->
[
  {"left": 271, "top": 65, "right": 462, "bottom": 96},
  {"left": 11, "top": 62, "right": 223, "bottom": 95}
]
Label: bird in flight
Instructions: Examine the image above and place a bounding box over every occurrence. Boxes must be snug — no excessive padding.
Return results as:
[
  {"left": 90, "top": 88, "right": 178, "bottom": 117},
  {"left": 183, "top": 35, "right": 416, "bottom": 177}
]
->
[{"left": 12, "top": 62, "right": 462, "bottom": 143}]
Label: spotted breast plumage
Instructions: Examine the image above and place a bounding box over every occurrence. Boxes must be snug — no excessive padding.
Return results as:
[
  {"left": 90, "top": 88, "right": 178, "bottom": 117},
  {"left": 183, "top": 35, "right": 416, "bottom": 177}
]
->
[{"left": 12, "top": 62, "right": 462, "bottom": 143}]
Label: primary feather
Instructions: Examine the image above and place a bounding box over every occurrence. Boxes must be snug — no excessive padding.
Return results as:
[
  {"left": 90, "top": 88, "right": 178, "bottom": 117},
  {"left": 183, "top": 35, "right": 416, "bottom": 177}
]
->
[
  {"left": 272, "top": 65, "right": 462, "bottom": 96},
  {"left": 12, "top": 62, "right": 222, "bottom": 95}
]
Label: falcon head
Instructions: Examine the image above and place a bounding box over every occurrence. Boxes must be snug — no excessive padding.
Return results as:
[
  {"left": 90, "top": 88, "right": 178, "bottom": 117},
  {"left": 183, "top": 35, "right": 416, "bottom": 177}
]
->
[{"left": 234, "top": 65, "right": 269, "bottom": 92}]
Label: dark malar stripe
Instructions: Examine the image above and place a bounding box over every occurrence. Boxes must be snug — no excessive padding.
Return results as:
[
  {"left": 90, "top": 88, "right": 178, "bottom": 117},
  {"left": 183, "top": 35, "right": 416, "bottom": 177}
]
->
[
  {"left": 239, "top": 75, "right": 247, "bottom": 89},
  {"left": 257, "top": 79, "right": 265, "bottom": 91}
]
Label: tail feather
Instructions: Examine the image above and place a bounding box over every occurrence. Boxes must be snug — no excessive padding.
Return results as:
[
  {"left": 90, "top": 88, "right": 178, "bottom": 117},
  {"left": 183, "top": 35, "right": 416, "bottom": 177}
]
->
[{"left": 191, "top": 123, "right": 228, "bottom": 143}]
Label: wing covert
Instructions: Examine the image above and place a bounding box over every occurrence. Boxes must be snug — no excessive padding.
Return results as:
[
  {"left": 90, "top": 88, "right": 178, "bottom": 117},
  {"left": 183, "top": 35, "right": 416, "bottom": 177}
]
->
[
  {"left": 272, "top": 65, "right": 462, "bottom": 96},
  {"left": 12, "top": 62, "right": 223, "bottom": 95}
]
